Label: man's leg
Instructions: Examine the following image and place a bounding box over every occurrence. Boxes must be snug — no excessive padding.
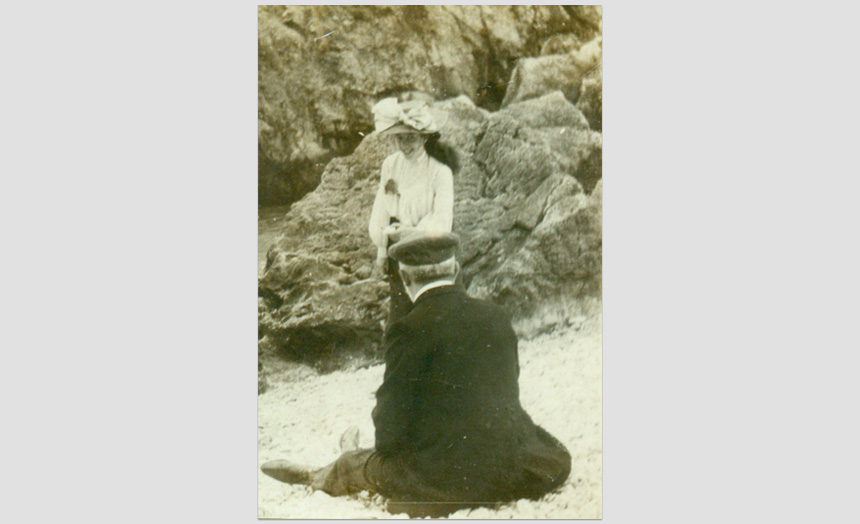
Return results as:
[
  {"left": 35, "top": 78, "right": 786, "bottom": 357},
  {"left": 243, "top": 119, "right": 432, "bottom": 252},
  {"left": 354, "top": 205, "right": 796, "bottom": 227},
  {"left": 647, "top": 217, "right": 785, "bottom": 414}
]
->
[
  {"left": 260, "top": 459, "right": 315, "bottom": 484},
  {"left": 261, "top": 448, "right": 377, "bottom": 496},
  {"left": 310, "top": 448, "right": 377, "bottom": 496},
  {"left": 261, "top": 449, "right": 377, "bottom": 496}
]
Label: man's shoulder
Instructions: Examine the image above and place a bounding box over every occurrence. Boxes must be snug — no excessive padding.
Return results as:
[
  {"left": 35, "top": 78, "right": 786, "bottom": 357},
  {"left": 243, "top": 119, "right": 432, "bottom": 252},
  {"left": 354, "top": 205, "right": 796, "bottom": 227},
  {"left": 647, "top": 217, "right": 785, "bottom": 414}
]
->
[
  {"left": 386, "top": 315, "right": 416, "bottom": 339},
  {"left": 412, "top": 288, "right": 513, "bottom": 327},
  {"left": 447, "top": 289, "right": 508, "bottom": 314},
  {"left": 464, "top": 295, "right": 514, "bottom": 326}
]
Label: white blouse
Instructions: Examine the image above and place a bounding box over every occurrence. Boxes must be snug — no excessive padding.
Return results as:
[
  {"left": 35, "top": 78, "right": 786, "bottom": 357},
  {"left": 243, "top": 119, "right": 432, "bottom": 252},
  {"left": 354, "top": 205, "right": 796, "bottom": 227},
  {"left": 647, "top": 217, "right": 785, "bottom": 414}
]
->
[{"left": 368, "top": 150, "right": 454, "bottom": 259}]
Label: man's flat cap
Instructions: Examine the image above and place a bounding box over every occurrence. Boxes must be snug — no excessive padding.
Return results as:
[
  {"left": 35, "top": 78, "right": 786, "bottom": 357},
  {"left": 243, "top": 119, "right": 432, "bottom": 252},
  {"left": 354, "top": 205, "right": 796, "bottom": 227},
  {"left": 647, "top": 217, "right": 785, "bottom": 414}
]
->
[{"left": 389, "top": 231, "right": 459, "bottom": 266}]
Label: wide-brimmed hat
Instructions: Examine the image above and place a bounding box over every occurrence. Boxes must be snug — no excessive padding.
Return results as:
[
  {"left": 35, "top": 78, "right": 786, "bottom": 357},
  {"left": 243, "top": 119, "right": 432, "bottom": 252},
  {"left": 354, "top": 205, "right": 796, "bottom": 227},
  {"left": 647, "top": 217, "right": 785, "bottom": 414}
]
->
[
  {"left": 372, "top": 97, "right": 439, "bottom": 135},
  {"left": 388, "top": 231, "right": 459, "bottom": 266}
]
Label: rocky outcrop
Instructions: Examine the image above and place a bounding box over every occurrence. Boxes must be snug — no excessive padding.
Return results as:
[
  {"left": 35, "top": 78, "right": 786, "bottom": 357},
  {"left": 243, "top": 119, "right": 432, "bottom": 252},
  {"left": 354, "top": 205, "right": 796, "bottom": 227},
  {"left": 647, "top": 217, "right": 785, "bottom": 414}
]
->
[
  {"left": 258, "top": 345, "right": 268, "bottom": 394},
  {"left": 258, "top": 133, "right": 395, "bottom": 369},
  {"left": 558, "top": 5, "right": 603, "bottom": 43},
  {"left": 258, "top": 5, "right": 597, "bottom": 205},
  {"left": 501, "top": 36, "right": 602, "bottom": 116},
  {"left": 456, "top": 93, "right": 602, "bottom": 337},
  {"left": 469, "top": 177, "right": 602, "bottom": 337},
  {"left": 259, "top": 92, "right": 601, "bottom": 369},
  {"left": 575, "top": 63, "right": 602, "bottom": 132}
]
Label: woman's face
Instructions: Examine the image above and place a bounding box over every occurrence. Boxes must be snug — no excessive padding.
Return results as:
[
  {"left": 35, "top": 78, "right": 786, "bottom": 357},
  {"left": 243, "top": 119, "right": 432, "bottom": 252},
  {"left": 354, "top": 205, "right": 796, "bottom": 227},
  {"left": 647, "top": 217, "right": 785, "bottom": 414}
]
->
[{"left": 395, "top": 133, "right": 426, "bottom": 157}]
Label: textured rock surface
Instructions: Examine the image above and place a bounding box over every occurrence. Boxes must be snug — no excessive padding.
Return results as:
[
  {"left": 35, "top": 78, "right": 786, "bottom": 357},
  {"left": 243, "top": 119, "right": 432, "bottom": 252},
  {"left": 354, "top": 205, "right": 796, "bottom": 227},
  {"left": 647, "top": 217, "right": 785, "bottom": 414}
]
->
[
  {"left": 501, "top": 36, "right": 602, "bottom": 110},
  {"left": 557, "top": 5, "right": 602, "bottom": 43},
  {"left": 258, "top": 133, "right": 395, "bottom": 370},
  {"left": 470, "top": 178, "right": 602, "bottom": 338},
  {"left": 259, "top": 92, "right": 601, "bottom": 368},
  {"left": 258, "top": 5, "right": 598, "bottom": 205},
  {"left": 575, "top": 63, "right": 603, "bottom": 132}
]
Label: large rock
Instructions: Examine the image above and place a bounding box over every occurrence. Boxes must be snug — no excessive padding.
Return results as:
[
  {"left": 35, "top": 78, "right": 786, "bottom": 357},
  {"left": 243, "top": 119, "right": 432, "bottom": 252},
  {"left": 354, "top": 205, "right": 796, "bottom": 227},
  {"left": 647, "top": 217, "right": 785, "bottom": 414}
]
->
[
  {"left": 575, "top": 63, "right": 602, "bottom": 132},
  {"left": 468, "top": 177, "right": 602, "bottom": 338},
  {"left": 258, "top": 5, "right": 590, "bottom": 205},
  {"left": 501, "top": 36, "right": 602, "bottom": 111},
  {"left": 259, "top": 92, "right": 601, "bottom": 370},
  {"left": 477, "top": 91, "right": 602, "bottom": 195},
  {"left": 258, "top": 131, "right": 396, "bottom": 369}
]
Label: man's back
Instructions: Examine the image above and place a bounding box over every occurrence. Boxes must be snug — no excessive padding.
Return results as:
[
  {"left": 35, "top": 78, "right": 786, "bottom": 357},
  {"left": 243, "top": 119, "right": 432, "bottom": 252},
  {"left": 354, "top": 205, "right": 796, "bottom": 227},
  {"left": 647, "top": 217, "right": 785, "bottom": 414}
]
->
[{"left": 372, "top": 284, "right": 571, "bottom": 505}]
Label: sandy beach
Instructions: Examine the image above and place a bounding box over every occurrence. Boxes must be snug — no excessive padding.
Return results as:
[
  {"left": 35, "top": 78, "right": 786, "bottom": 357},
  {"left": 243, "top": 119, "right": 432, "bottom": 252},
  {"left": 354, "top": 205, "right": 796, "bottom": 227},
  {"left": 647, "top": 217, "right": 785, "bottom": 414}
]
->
[{"left": 258, "top": 316, "right": 602, "bottom": 518}]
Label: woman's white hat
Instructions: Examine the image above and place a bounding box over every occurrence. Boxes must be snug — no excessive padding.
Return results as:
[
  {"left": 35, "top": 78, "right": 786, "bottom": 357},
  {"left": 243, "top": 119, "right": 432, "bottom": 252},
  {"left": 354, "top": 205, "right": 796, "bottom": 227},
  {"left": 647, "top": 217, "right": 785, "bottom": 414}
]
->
[{"left": 372, "top": 97, "right": 439, "bottom": 135}]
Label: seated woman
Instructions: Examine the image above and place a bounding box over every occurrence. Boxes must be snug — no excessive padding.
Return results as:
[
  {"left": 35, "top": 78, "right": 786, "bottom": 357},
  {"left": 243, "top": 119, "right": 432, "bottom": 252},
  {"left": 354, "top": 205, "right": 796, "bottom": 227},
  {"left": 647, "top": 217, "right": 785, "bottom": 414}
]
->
[{"left": 367, "top": 96, "right": 457, "bottom": 328}]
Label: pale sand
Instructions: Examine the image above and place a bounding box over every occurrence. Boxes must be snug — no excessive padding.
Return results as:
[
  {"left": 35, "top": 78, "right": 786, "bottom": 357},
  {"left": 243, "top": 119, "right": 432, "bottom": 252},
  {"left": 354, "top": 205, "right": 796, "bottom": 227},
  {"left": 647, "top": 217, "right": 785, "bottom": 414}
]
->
[{"left": 258, "top": 317, "right": 602, "bottom": 519}]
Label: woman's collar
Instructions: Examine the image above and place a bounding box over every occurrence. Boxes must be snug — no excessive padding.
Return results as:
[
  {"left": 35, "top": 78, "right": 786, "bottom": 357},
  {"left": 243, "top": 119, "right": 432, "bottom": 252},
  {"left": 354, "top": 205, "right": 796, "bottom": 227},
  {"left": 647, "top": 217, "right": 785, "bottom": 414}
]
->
[{"left": 402, "top": 148, "right": 428, "bottom": 164}]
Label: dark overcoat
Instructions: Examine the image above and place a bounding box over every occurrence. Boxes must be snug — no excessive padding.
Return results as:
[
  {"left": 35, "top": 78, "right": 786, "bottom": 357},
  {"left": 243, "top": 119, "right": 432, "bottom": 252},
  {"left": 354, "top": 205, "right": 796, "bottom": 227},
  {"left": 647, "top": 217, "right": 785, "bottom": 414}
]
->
[{"left": 368, "top": 283, "right": 571, "bottom": 515}]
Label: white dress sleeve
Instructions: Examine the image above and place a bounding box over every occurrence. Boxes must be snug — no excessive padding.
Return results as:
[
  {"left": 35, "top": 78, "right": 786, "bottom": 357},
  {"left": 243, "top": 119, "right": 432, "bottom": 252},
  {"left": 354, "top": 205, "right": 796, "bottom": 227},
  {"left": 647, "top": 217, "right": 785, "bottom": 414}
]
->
[
  {"left": 415, "top": 163, "right": 454, "bottom": 234},
  {"left": 368, "top": 156, "right": 394, "bottom": 259}
]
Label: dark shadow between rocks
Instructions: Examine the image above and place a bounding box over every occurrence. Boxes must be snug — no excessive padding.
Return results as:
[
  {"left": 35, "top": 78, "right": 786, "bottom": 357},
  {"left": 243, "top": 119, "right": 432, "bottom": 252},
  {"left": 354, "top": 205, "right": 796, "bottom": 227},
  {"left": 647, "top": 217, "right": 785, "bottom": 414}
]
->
[
  {"left": 265, "top": 323, "right": 384, "bottom": 374},
  {"left": 259, "top": 147, "right": 328, "bottom": 207}
]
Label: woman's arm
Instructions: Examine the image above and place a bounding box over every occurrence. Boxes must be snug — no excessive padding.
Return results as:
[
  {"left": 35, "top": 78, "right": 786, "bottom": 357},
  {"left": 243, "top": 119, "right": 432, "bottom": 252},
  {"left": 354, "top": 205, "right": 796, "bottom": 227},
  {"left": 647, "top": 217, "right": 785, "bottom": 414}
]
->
[
  {"left": 415, "top": 164, "right": 453, "bottom": 233},
  {"left": 368, "top": 159, "right": 394, "bottom": 258}
]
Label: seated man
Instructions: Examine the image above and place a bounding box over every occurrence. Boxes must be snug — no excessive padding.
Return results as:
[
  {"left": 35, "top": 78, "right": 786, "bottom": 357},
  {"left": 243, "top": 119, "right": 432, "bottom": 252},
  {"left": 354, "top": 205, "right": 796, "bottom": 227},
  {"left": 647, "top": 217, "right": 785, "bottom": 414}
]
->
[{"left": 261, "top": 231, "right": 571, "bottom": 517}]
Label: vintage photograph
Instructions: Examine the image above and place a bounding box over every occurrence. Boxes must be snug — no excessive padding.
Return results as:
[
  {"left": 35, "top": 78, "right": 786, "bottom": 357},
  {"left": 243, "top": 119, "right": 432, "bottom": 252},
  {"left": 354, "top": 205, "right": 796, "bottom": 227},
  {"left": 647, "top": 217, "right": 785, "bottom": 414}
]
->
[{"left": 257, "top": 5, "right": 602, "bottom": 518}]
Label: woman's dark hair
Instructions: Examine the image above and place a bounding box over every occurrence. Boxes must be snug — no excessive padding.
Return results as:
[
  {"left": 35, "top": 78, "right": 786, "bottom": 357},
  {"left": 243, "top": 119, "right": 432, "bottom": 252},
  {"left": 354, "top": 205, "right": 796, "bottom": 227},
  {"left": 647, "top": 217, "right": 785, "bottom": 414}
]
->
[{"left": 424, "top": 132, "right": 459, "bottom": 174}]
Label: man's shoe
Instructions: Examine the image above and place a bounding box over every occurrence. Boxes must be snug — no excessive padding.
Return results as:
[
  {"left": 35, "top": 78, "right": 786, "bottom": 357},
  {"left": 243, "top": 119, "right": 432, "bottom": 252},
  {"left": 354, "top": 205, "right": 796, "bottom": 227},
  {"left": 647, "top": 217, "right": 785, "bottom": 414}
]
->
[
  {"left": 260, "top": 460, "right": 315, "bottom": 485},
  {"left": 339, "top": 426, "right": 360, "bottom": 453}
]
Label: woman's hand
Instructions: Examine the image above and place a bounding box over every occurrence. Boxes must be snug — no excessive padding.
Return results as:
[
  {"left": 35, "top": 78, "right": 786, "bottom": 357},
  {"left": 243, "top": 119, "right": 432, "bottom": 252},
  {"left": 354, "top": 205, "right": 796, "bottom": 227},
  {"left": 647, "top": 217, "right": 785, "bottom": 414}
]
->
[
  {"left": 386, "top": 224, "right": 416, "bottom": 244},
  {"left": 371, "top": 257, "right": 388, "bottom": 280}
]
